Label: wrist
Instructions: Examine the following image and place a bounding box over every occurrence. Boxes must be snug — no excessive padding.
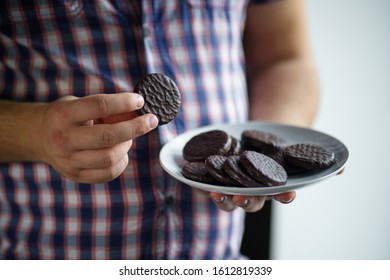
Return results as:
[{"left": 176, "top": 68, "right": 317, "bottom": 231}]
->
[{"left": 0, "top": 100, "right": 48, "bottom": 163}]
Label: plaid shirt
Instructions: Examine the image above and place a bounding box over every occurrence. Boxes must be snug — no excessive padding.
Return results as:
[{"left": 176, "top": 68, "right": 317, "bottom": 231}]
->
[{"left": 0, "top": 0, "right": 271, "bottom": 259}]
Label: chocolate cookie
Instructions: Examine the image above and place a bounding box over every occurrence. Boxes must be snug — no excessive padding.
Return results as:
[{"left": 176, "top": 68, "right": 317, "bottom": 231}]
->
[
  {"left": 223, "top": 156, "right": 262, "bottom": 187},
  {"left": 226, "top": 136, "right": 241, "bottom": 156},
  {"left": 182, "top": 162, "right": 219, "bottom": 184},
  {"left": 183, "top": 130, "right": 232, "bottom": 162},
  {"left": 205, "top": 155, "right": 238, "bottom": 186},
  {"left": 134, "top": 73, "right": 181, "bottom": 125},
  {"left": 241, "top": 130, "right": 286, "bottom": 154},
  {"left": 264, "top": 151, "right": 306, "bottom": 175},
  {"left": 283, "top": 164, "right": 309, "bottom": 176},
  {"left": 266, "top": 150, "right": 284, "bottom": 166},
  {"left": 240, "top": 150, "right": 287, "bottom": 186},
  {"left": 283, "top": 143, "right": 336, "bottom": 170}
]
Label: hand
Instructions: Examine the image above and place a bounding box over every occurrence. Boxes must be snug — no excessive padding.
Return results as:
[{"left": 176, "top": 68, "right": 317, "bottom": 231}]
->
[
  {"left": 38, "top": 93, "right": 158, "bottom": 183},
  {"left": 209, "top": 191, "right": 296, "bottom": 212},
  {"left": 207, "top": 166, "right": 345, "bottom": 212}
]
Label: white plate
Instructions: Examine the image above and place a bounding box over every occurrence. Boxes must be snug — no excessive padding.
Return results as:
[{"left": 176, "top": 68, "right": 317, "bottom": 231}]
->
[{"left": 159, "top": 122, "right": 349, "bottom": 196}]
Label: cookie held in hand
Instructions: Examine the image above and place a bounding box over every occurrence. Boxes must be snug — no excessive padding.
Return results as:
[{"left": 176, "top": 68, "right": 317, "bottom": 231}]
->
[{"left": 134, "top": 73, "right": 181, "bottom": 125}]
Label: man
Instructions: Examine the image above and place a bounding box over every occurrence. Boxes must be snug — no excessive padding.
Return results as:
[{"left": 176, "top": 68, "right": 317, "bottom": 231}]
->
[{"left": 0, "top": 0, "right": 318, "bottom": 259}]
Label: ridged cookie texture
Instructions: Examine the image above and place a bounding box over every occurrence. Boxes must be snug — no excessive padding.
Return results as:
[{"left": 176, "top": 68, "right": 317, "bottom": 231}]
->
[
  {"left": 241, "top": 130, "right": 286, "bottom": 153},
  {"left": 223, "top": 155, "right": 262, "bottom": 188},
  {"left": 205, "top": 155, "right": 238, "bottom": 186},
  {"left": 283, "top": 143, "right": 336, "bottom": 170},
  {"left": 182, "top": 161, "right": 219, "bottom": 184},
  {"left": 240, "top": 150, "right": 287, "bottom": 186},
  {"left": 134, "top": 73, "right": 181, "bottom": 125},
  {"left": 183, "top": 130, "right": 232, "bottom": 162}
]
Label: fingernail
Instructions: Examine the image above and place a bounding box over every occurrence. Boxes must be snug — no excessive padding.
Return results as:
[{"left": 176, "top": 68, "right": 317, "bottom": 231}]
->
[
  {"left": 215, "top": 196, "right": 226, "bottom": 203},
  {"left": 281, "top": 197, "right": 294, "bottom": 204},
  {"left": 237, "top": 199, "right": 249, "bottom": 207},
  {"left": 136, "top": 95, "right": 144, "bottom": 108},
  {"left": 149, "top": 115, "right": 159, "bottom": 128}
]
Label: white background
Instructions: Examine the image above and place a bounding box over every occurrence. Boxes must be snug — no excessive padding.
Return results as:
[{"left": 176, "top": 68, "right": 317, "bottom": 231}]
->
[
  {"left": 271, "top": 0, "right": 390, "bottom": 259},
  {"left": 1, "top": 260, "right": 389, "bottom": 280}
]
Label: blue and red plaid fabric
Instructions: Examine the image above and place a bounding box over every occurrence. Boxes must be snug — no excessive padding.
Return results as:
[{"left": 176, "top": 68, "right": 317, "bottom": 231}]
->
[{"left": 0, "top": 0, "right": 271, "bottom": 259}]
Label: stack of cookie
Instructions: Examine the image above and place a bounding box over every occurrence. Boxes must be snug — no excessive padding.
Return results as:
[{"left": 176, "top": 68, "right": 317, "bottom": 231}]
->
[{"left": 181, "top": 129, "right": 336, "bottom": 188}]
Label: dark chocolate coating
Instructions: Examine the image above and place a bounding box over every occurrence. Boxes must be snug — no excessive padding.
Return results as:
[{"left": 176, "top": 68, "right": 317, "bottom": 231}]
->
[
  {"left": 181, "top": 162, "right": 219, "bottom": 184},
  {"left": 240, "top": 150, "right": 287, "bottom": 186},
  {"left": 241, "top": 130, "right": 286, "bottom": 154},
  {"left": 134, "top": 73, "right": 181, "bottom": 125},
  {"left": 226, "top": 136, "right": 241, "bottom": 156},
  {"left": 283, "top": 143, "right": 336, "bottom": 170},
  {"left": 223, "top": 156, "right": 262, "bottom": 188},
  {"left": 205, "top": 155, "right": 239, "bottom": 186},
  {"left": 183, "top": 130, "right": 232, "bottom": 162},
  {"left": 261, "top": 150, "right": 306, "bottom": 175},
  {"left": 265, "top": 150, "right": 285, "bottom": 165}
]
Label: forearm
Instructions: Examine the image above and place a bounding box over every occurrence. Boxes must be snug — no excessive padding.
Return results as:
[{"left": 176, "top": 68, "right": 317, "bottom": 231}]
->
[
  {"left": 244, "top": 0, "right": 318, "bottom": 127},
  {"left": 248, "top": 57, "right": 320, "bottom": 127},
  {"left": 0, "top": 100, "right": 46, "bottom": 162}
]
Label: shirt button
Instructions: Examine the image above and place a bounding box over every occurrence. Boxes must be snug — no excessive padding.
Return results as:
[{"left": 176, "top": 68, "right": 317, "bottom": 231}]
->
[{"left": 66, "top": 0, "right": 81, "bottom": 13}]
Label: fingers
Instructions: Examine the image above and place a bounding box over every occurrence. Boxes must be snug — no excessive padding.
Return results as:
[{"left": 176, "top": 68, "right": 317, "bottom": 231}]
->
[
  {"left": 76, "top": 153, "right": 130, "bottom": 183},
  {"left": 337, "top": 168, "right": 345, "bottom": 175},
  {"left": 210, "top": 191, "right": 296, "bottom": 212},
  {"left": 55, "top": 141, "right": 132, "bottom": 183},
  {"left": 42, "top": 93, "right": 159, "bottom": 184},
  {"left": 69, "top": 114, "right": 158, "bottom": 150},
  {"left": 232, "top": 195, "right": 266, "bottom": 212},
  {"left": 68, "top": 93, "right": 144, "bottom": 123},
  {"left": 273, "top": 191, "right": 296, "bottom": 204},
  {"left": 210, "top": 193, "right": 237, "bottom": 212},
  {"left": 210, "top": 193, "right": 267, "bottom": 212},
  {"left": 71, "top": 140, "right": 133, "bottom": 169}
]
